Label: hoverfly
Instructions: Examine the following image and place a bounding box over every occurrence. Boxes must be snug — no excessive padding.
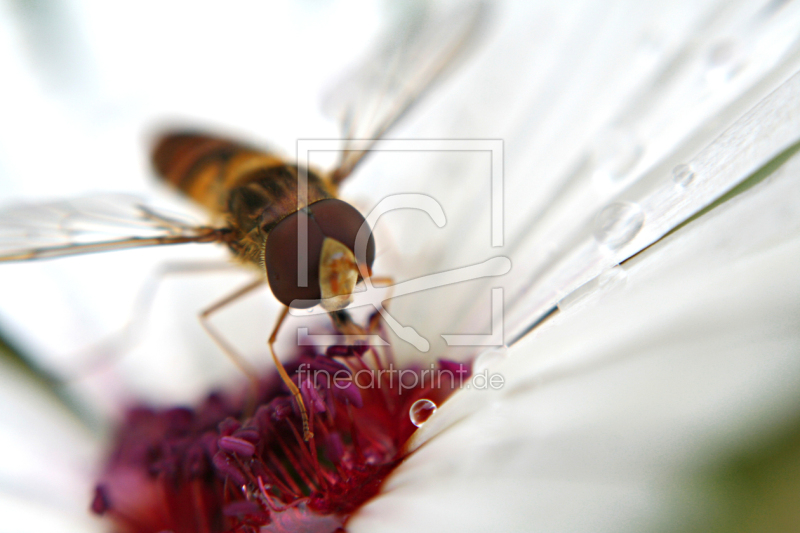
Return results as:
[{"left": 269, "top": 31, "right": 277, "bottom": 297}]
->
[{"left": 0, "top": 2, "right": 485, "bottom": 440}]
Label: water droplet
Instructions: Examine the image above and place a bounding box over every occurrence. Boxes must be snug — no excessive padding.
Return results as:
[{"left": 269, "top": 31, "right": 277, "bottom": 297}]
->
[
  {"left": 473, "top": 346, "right": 508, "bottom": 373},
  {"left": 672, "top": 163, "right": 695, "bottom": 187},
  {"left": 409, "top": 399, "right": 437, "bottom": 427},
  {"left": 704, "top": 40, "right": 744, "bottom": 86},
  {"left": 590, "top": 129, "right": 643, "bottom": 183},
  {"left": 593, "top": 202, "right": 645, "bottom": 249}
]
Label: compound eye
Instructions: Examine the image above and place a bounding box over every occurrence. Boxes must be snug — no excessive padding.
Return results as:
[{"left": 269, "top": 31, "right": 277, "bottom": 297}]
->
[
  {"left": 263, "top": 199, "right": 374, "bottom": 309},
  {"left": 308, "top": 199, "right": 375, "bottom": 272},
  {"left": 264, "top": 209, "right": 324, "bottom": 308}
]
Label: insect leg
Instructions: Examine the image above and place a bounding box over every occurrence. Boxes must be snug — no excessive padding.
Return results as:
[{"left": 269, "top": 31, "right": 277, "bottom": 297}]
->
[
  {"left": 366, "top": 276, "right": 394, "bottom": 332},
  {"left": 199, "top": 278, "right": 265, "bottom": 412},
  {"left": 368, "top": 275, "right": 394, "bottom": 288},
  {"left": 362, "top": 276, "right": 394, "bottom": 368},
  {"left": 268, "top": 306, "right": 313, "bottom": 441}
]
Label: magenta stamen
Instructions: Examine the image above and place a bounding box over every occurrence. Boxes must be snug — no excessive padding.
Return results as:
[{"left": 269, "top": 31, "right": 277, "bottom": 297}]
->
[
  {"left": 233, "top": 428, "right": 260, "bottom": 443},
  {"left": 265, "top": 446, "right": 303, "bottom": 497},
  {"left": 219, "top": 436, "right": 256, "bottom": 457},
  {"left": 212, "top": 452, "right": 247, "bottom": 487},
  {"left": 300, "top": 379, "right": 327, "bottom": 414},
  {"left": 325, "top": 432, "right": 345, "bottom": 464},
  {"left": 93, "top": 345, "right": 467, "bottom": 533},
  {"left": 261, "top": 452, "right": 297, "bottom": 498},
  {"left": 331, "top": 379, "right": 363, "bottom": 408},
  {"left": 218, "top": 417, "right": 241, "bottom": 437}
]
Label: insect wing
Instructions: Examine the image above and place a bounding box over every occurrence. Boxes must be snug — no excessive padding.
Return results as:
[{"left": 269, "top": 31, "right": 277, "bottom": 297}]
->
[
  {"left": 323, "top": 1, "right": 487, "bottom": 184},
  {"left": 0, "top": 194, "right": 224, "bottom": 262}
]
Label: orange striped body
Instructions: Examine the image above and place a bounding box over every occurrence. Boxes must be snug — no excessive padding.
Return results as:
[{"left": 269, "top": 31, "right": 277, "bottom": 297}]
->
[{"left": 152, "top": 133, "right": 335, "bottom": 265}]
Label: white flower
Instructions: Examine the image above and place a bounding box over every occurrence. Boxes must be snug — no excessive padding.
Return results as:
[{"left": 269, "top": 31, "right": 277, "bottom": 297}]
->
[{"left": 1, "top": 0, "right": 800, "bottom": 532}]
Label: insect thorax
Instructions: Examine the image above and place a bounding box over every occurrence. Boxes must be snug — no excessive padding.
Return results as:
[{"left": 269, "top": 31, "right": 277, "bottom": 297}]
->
[{"left": 225, "top": 165, "right": 334, "bottom": 266}]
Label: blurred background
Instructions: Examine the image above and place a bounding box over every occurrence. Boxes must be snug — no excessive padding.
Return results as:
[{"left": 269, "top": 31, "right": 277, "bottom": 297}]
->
[{"left": 0, "top": 0, "right": 399, "bottom": 408}]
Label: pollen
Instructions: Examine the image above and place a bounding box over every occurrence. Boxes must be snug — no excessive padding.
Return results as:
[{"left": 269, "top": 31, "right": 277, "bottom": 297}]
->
[{"left": 91, "top": 335, "right": 470, "bottom": 533}]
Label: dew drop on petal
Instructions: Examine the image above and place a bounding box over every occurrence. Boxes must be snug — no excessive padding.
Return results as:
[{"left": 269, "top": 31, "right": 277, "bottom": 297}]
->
[
  {"left": 704, "top": 39, "right": 744, "bottom": 86},
  {"left": 672, "top": 163, "right": 696, "bottom": 188},
  {"left": 409, "top": 399, "right": 438, "bottom": 427},
  {"left": 473, "top": 346, "right": 508, "bottom": 373},
  {"left": 593, "top": 202, "right": 645, "bottom": 249}
]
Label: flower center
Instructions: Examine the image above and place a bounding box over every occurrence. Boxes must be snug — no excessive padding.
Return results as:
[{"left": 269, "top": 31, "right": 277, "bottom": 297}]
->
[{"left": 91, "top": 341, "right": 470, "bottom": 533}]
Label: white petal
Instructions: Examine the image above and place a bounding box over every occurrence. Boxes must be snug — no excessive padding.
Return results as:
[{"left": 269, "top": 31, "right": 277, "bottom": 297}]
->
[
  {"left": 351, "top": 478, "right": 675, "bottom": 533},
  {"left": 0, "top": 495, "right": 103, "bottom": 533},
  {"left": 349, "top": 0, "right": 800, "bottom": 363},
  {"left": 350, "top": 122, "right": 800, "bottom": 532},
  {"left": 0, "top": 355, "right": 102, "bottom": 532}
]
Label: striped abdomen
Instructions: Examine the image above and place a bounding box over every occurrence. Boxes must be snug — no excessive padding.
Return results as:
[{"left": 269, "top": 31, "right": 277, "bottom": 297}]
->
[
  {"left": 152, "top": 132, "right": 290, "bottom": 213},
  {"left": 152, "top": 132, "right": 335, "bottom": 264}
]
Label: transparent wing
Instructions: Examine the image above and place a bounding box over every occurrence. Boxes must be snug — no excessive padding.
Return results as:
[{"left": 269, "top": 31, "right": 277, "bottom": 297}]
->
[
  {"left": 323, "top": 1, "right": 487, "bottom": 185},
  {"left": 0, "top": 194, "right": 227, "bottom": 262}
]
